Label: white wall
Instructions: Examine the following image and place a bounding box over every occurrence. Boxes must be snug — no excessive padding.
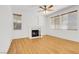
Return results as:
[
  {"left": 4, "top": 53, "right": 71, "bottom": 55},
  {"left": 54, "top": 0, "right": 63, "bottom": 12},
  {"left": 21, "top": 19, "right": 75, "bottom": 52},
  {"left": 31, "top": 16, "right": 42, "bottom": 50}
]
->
[
  {"left": 46, "top": 5, "right": 79, "bottom": 42},
  {"left": 0, "top": 5, "right": 46, "bottom": 53},
  {"left": 0, "top": 6, "right": 12, "bottom": 53},
  {"left": 24, "top": 6, "right": 46, "bottom": 38},
  {"left": 11, "top": 5, "right": 46, "bottom": 39},
  {"left": 11, "top": 6, "right": 29, "bottom": 39}
]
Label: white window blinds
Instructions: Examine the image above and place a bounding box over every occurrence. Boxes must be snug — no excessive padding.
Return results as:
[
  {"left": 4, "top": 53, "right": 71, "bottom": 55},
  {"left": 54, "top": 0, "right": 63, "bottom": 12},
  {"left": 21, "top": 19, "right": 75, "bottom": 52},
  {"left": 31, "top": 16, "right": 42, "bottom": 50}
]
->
[{"left": 50, "top": 10, "right": 78, "bottom": 30}]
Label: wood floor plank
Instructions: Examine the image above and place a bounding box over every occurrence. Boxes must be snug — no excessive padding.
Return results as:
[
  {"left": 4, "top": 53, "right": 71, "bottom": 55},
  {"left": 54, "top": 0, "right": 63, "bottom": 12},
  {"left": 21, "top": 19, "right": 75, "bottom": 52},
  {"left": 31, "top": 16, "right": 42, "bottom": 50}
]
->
[{"left": 7, "top": 35, "right": 79, "bottom": 54}]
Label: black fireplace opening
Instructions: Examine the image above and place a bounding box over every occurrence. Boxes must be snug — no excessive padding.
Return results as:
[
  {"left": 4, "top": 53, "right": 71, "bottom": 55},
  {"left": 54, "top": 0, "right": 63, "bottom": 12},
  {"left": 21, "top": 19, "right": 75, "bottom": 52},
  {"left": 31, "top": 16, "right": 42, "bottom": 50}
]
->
[{"left": 32, "top": 30, "right": 39, "bottom": 37}]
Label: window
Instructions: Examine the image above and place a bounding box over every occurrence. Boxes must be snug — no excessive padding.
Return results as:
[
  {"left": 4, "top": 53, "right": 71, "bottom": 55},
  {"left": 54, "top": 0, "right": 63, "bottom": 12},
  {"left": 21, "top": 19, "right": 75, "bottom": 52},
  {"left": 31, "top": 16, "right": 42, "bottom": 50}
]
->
[
  {"left": 68, "top": 12, "right": 78, "bottom": 30},
  {"left": 13, "top": 14, "right": 22, "bottom": 30},
  {"left": 50, "top": 10, "right": 78, "bottom": 30}
]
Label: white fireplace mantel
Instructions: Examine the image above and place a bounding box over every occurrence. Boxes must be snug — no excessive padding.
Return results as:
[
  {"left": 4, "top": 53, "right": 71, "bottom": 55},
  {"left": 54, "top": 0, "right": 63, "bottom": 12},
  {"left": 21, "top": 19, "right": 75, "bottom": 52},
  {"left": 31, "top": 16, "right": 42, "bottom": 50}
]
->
[{"left": 28, "top": 26, "right": 42, "bottom": 39}]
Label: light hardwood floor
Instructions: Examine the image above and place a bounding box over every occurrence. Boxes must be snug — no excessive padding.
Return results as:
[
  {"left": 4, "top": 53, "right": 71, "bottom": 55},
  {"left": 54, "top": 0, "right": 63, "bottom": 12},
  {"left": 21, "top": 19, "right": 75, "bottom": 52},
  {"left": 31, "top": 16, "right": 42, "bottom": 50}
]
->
[{"left": 8, "top": 35, "right": 79, "bottom": 54}]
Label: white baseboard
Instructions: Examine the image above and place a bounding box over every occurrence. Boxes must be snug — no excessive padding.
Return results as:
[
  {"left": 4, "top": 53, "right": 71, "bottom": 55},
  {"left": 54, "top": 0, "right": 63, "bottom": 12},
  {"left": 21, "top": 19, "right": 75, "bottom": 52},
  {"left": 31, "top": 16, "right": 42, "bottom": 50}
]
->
[{"left": 0, "top": 52, "right": 7, "bottom": 54}]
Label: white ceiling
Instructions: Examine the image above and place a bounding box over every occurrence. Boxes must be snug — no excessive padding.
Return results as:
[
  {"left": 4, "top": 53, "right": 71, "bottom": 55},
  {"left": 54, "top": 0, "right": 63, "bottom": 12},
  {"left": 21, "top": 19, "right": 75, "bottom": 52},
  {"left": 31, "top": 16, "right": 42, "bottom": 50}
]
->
[
  {"left": 11, "top": 5, "right": 70, "bottom": 15},
  {"left": 40, "top": 5, "right": 70, "bottom": 15}
]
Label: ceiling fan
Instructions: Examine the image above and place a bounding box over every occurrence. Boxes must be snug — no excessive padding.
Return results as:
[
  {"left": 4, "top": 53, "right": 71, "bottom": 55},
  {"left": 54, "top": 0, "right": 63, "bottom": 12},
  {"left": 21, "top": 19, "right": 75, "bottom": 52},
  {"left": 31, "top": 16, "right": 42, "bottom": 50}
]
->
[{"left": 39, "top": 5, "right": 53, "bottom": 13}]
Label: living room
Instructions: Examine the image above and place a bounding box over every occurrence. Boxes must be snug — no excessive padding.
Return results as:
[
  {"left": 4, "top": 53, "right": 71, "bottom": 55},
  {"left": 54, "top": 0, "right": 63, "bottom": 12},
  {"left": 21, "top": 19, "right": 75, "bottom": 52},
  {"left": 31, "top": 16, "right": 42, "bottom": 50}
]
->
[{"left": 0, "top": 5, "right": 79, "bottom": 54}]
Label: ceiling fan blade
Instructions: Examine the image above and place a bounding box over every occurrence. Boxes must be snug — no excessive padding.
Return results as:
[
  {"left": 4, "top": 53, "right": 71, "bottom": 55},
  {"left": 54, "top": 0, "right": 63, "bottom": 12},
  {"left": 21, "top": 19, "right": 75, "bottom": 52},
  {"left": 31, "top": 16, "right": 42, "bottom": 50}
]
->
[
  {"left": 47, "top": 7, "right": 53, "bottom": 11},
  {"left": 39, "top": 6, "right": 45, "bottom": 10},
  {"left": 43, "top": 5, "right": 47, "bottom": 8},
  {"left": 48, "top": 5, "right": 53, "bottom": 8}
]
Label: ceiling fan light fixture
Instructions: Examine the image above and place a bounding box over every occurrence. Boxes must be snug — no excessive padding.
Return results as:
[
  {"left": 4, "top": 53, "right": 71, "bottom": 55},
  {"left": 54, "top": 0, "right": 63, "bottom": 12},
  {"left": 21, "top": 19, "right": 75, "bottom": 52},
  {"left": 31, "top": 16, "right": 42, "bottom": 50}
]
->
[{"left": 39, "top": 5, "right": 53, "bottom": 14}]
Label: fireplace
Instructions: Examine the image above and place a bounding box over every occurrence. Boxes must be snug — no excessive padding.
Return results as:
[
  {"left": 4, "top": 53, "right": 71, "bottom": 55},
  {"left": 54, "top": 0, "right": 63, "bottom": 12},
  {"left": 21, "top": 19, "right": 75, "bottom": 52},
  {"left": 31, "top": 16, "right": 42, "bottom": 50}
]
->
[
  {"left": 32, "top": 30, "right": 39, "bottom": 37},
  {"left": 29, "top": 26, "right": 41, "bottom": 39}
]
